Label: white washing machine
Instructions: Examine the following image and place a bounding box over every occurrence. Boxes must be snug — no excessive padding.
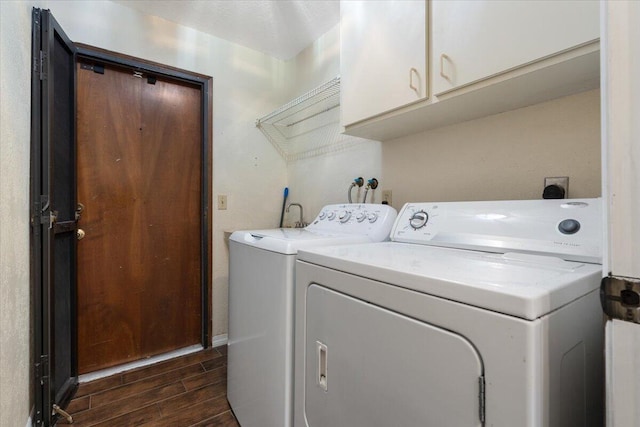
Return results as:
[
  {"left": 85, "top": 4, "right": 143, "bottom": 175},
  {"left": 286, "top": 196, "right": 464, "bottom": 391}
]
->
[
  {"left": 227, "top": 203, "right": 397, "bottom": 427},
  {"left": 294, "top": 199, "right": 604, "bottom": 427}
]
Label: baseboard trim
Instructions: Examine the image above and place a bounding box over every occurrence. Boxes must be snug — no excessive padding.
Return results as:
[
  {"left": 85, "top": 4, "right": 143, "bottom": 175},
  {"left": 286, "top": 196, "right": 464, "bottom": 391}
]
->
[
  {"left": 26, "top": 406, "right": 34, "bottom": 427},
  {"left": 78, "top": 344, "right": 203, "bottom": 383},
  {"left": 212, "top": 334, "right": 228, "bottom": 348}
]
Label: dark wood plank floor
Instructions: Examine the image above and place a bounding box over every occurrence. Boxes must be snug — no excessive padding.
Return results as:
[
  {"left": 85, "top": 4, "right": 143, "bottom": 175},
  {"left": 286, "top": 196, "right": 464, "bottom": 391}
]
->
[{"left": 60, "top": 346, "right": 240, "bottom": 426}]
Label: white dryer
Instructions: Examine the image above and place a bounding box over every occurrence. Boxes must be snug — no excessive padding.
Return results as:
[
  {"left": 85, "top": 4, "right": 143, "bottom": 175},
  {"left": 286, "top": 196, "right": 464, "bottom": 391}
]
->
[
  {"left": 227, "top": 203, "right": 397, "bottom": 427},
  {"left": 294, "top": 199, "right": 603, "bottom": 427}
]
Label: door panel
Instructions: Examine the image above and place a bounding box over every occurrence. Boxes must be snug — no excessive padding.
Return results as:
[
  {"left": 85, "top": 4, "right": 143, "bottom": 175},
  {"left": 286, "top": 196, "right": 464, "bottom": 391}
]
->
[
  {"left": 603, "top": 2, "right": 640, "bottom": 426},
  {"left": 138, "top": 77, "right": 202, "bottom": 353},
  {"left": 305, "top": 284, "right": 483, "bottom": 427},
  {"left": 76, "top": 62, "right": 202, "bottom": 373},
  {"left": 31, "top": 8, "right": 78, "bottom": 426}
]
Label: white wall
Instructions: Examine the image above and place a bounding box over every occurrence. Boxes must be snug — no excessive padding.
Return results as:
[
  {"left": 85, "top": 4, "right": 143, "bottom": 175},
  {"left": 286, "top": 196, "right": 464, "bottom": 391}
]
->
[
  {"left": 383, "top": 89, "right": 601, "bottom": 208},
  {"left": 283, "top": 25, "right": 382, "bottom": 224},
  {"left": 0, "top": 2, "right": 40, "bottom": 425}
]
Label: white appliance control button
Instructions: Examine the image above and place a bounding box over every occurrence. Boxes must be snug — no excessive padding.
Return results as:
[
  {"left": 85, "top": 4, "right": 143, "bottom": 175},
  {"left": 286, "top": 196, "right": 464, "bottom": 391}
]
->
[
  {"left": 356, "top": 212, "right": 367, "bottom": 223},
  {"left": 327, "top": 212, "right": 337, "bottom": 221},
  {"left": 318, "top": 211, "right": 327, "bottom": 220},
  {"left": 409, "top": 211, "right": 429, "bottom": 229},
  {"left": 368, "top": 212, "right": 378, "bottom": 223},
  {"left": 339, "top": 211, "right": 351, "bottom": 223}
]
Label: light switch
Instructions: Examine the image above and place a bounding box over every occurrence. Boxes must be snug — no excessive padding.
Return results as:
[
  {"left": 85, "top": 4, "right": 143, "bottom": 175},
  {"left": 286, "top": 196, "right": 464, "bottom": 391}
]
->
[{"left": 217, "top": 195, "right": 227, "bottom": 210}]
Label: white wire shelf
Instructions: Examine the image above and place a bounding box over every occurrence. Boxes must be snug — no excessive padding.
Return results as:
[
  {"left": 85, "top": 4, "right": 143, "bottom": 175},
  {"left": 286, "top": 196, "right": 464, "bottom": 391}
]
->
[{"left": 257, "top": 77, "right": 354, "bottom": 162}]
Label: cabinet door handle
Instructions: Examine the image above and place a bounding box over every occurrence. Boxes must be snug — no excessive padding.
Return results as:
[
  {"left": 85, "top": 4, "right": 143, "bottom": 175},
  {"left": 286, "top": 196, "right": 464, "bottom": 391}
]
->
[
  {"left": 409, "top": 67, "right": 420, "bottom": 95},
  {"left": 440, "top": 54, "right": 452, "bottom": 82}
]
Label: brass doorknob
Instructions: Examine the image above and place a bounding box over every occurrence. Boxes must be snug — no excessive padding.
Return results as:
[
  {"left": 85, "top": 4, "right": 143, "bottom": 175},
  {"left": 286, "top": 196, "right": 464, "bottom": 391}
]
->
[{"left": 77, "top": 229, "right": 86, "bottom": 240}]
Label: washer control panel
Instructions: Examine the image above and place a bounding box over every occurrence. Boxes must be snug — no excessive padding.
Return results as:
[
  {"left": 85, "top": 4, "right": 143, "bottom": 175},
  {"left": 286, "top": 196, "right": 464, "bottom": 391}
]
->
[
  {"left": 391, "top": 199, "right": 602, "bottom": 263},
  {"left": 307, "top": 204, "right": 398, "bottom": 241}
]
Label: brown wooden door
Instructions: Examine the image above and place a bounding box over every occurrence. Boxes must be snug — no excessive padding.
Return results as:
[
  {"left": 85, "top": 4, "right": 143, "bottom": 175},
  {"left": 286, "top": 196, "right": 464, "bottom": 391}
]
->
[{"left": 76, "top": 61, "right": 202, "bottom": 373}]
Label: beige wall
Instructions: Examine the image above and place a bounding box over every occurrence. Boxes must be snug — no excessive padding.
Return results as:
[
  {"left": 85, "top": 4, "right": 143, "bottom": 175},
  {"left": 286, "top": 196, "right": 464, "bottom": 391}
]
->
[
  {"left": 0, "top": 2, "right": 40, "bottom": 425},
  {"left": 382, "top": 89, "right": 601, "bottom": 209}
]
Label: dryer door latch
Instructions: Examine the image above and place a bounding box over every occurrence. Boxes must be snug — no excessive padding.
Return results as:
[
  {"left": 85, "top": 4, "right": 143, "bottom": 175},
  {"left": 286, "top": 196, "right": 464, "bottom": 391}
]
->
[{"left": 601, "top": 275, "right": 640, "bottom": 323}]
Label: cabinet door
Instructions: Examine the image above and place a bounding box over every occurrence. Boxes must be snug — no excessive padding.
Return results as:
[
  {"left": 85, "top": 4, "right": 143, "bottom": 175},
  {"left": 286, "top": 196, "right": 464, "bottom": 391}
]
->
[
  {"left": 341, "top": 0, "right": 427, "bottom": 127},
  {"left": 432, "top": 0, "right": 599, "bottom": 95}
]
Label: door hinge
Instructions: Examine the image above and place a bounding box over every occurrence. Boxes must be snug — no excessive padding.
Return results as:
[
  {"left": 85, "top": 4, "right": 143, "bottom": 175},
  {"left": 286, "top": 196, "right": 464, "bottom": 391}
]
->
[
  {"left": 34, "top": 356, "right": 49, "bottom": 425},
  {"left": 32, "top": 197, "right": 45, "bottom": 227},
  {"left": 601, "top": 275, "right": 640, "bottom": 323},
  {"left": 39, "top": 50, "right": 47, "bottom": 80},
  {"left": 35, "top": 354, "right": 49, "bottom": 386},
  {"left": 479, "top": 375, "right": 486, "bottom": 424}
]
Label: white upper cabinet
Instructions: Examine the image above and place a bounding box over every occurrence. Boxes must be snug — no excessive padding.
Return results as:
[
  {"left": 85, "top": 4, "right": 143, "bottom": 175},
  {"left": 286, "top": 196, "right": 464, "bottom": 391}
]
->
[
  {"left": 432, "top": 0, "right": 600, "bottom": 95},
  {"left": 340, "top": 0, "right": 428, "bottom": 127}
]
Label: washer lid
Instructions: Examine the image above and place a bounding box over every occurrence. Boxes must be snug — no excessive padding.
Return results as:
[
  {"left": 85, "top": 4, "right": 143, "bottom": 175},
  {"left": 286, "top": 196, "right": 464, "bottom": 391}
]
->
[
  {"left": 230, "top": 229, "right": 375, "bottom": 255},
  {"left": 297, "top": 242, "right": 602, "bottom": 320}
]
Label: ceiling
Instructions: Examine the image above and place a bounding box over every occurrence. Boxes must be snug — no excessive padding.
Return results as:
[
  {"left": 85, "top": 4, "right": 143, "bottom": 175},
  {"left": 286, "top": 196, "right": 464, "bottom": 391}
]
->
[{"left": 113, "top": 0, "right": 340, "bottom": 60}]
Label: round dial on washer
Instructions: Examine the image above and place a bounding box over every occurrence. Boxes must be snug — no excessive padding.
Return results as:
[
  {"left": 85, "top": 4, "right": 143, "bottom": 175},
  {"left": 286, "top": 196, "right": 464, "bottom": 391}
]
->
[
  {"left": 409, "top": 210, "right": 429, "bottom": 229},
  {"left": 355, "top": 212, "right": 367, "bottom": 223},
  {"left": 367, "top": 212, "right": 378, "bottom": 223},
  {"left": 558, "top": 219, "right": 580, "bottom": 234},
  {"left": 338, "top": 210, "right": 351, "bottom": 223},
  {"left": 327, "top": 212, "right": 336, "bottom": 221},
  {"left": 318, "top": 211, "right": 327, "bottom": 220}
]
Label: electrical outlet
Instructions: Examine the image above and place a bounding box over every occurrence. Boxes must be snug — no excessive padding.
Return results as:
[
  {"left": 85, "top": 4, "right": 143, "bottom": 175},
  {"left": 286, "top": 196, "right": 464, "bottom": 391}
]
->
[
  {"left": 382, "top": 190, "right": 392, "bottom": 206},
  {"left": 217, "top": 195, "right": 227, "bottom": 210},
  {"left": 544, "top": 177, "right": 569, "bottom": 198}
]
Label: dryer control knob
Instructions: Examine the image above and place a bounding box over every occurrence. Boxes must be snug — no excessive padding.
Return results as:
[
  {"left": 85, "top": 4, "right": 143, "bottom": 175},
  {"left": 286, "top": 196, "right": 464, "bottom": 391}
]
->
[
  {"left": 409, "top": 211, "right": 429, "bottom": 229},
  {"left": 356, "top": 212, "right": 367, "bottom": 223},
  {"left": 339, "top": 210, "right": 351, "bottom": 223},
  {"left": 327, "top": 211, "right": 336, "bottom": 221},
  {"left": 368, "top": 212, "right": 379, "bottom": 223},
  {"left": 318, "top": 211, "right": 327, "bottom": 220}
]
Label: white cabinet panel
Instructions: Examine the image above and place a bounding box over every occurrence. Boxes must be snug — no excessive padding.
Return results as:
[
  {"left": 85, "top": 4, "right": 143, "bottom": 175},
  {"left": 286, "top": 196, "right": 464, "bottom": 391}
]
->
[
  {"left": 341, "top": 0, "right": 427, "bottom": 126},
  {"left": 432, "top": 0, "right": 599, "bottom": 95}
]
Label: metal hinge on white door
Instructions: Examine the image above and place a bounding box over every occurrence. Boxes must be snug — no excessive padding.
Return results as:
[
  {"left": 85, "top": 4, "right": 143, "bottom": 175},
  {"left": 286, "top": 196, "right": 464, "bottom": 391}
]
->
[
  {"left": 479, "top": 375, "right": 486, "bottom": 424},
  {"left": 601, "top": 275, "right": 640, "bottom": 323}
]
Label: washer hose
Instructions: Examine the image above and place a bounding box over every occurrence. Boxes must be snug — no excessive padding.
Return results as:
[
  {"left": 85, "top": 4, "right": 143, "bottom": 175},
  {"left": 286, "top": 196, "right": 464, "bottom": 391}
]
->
[
  {"left": 362, "top": 178, "right": 379, "bottom": 203},
  {"left": 348, "top": 177, "right": 364, "bottom": 203}
]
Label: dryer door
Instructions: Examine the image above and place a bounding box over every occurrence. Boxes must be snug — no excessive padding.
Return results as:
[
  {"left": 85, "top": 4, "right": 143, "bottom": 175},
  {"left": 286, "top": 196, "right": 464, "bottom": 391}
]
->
[{"left": 304, "top": 284, "right": 484, "bottom": 427}]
